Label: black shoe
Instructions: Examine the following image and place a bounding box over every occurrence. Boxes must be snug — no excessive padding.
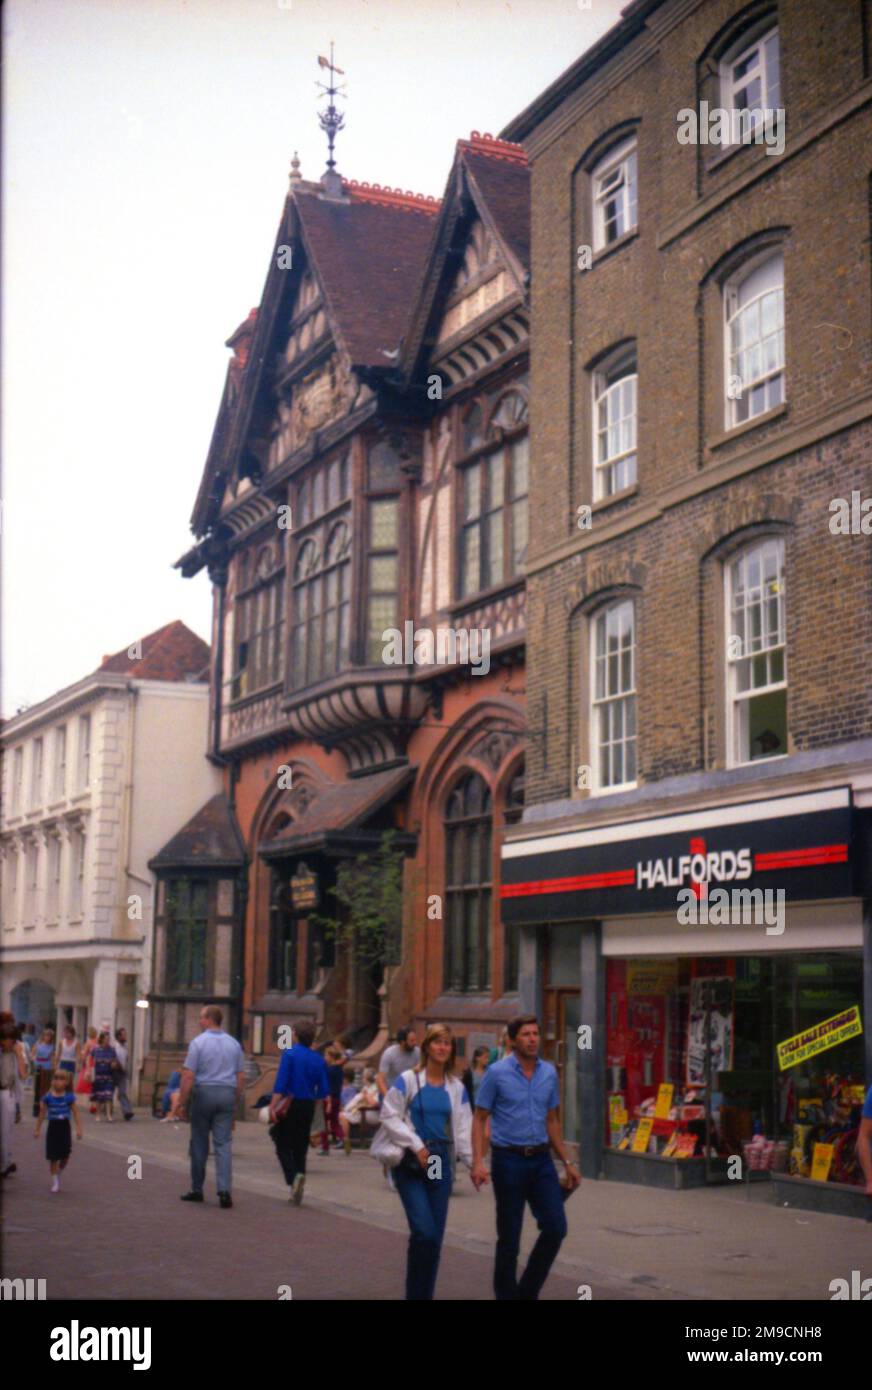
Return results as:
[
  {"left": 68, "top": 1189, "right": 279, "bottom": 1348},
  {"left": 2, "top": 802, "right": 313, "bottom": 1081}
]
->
[
  {"left": 124, "top": 1112, "right": 134, "bottom": 1121},
  {"left": 218, "top": 1191, "right": 233, "bottom": 1209},
  {"left": 1, "top": 1164, "right": 15, "bottom": 1178},
  {"left": 180, "top": 1190, "right": 204, "bottom": 1202}
]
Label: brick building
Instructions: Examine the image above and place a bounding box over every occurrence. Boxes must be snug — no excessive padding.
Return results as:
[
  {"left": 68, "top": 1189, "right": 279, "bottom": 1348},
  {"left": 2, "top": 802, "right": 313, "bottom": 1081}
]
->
[
  {"left": 500, "top": 0, "right": 872, "bottom": 1195},
  {"left": 165, "top": 114, "right": 531, "bottom": 1094}
]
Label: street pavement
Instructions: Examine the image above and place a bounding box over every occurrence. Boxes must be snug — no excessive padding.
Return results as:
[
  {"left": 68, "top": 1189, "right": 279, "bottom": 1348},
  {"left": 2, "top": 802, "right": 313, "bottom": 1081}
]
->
[{"left": 3, "top": 1106, "right": 869, "bottom": 1301}]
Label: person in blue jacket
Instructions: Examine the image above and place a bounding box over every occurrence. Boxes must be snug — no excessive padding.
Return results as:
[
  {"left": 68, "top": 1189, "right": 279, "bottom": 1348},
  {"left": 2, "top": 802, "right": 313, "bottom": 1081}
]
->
[{"left": 269, "top": 1020, "right": 329, "bottom": 1207}]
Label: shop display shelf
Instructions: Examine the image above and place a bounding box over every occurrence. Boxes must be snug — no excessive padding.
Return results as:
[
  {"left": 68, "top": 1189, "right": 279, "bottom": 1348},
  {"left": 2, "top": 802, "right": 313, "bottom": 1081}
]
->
[{"left": 602, "top": 1148, "right": 733, "bottom": 1189}]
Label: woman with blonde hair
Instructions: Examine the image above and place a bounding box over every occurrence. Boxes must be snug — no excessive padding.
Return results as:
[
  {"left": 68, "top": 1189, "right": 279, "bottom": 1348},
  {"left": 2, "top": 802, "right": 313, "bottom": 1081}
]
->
[{"left": 379, "top": 1023, "right": 472, "bottom": 1300}]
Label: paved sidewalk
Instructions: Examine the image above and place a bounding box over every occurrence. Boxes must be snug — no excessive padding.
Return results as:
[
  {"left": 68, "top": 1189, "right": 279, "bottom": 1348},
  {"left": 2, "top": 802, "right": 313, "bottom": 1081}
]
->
[{"left": 12, "top": 1107, "right": 869, "bottom": 1301}]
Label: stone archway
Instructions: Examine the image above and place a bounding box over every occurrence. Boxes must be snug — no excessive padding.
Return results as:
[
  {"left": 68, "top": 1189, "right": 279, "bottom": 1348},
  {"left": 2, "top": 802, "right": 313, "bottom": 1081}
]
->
[{"left": 9, "top": 978, "right": 56, "bottom": 1031}]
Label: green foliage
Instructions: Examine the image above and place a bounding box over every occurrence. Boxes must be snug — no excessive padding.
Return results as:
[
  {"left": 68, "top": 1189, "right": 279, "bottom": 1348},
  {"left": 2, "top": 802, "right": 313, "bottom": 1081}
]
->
[{"left": 311, "top": 830, "right": 404, "bottom": 970}]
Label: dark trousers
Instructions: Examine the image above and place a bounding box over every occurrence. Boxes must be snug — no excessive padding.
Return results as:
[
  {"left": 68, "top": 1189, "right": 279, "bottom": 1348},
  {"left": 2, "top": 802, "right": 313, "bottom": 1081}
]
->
[
  {"left": 319, "top": 1095, "right": 343, "bottom": 1149},
  {"left": 393, "top": 1139, "right": 452, "bottom": 1300},
  {"left": 270, "top": 1100, "right": 315, "bottom": 1186},
  {"left": 491, "top": 1148, "right": 568, "bottom": 1301}
]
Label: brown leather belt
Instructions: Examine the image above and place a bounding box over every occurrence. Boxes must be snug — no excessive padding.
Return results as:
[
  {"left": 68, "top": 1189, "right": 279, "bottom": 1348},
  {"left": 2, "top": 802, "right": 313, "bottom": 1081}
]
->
[{"left": 492, "top": 1143, "right": 549, "bottom": 1156}]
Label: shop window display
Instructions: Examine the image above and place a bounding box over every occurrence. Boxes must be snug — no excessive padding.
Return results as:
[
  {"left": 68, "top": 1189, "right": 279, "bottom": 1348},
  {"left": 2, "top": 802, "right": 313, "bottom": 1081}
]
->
[{"left": 606, "top": 952, "right": 865, "bottom": 1186}]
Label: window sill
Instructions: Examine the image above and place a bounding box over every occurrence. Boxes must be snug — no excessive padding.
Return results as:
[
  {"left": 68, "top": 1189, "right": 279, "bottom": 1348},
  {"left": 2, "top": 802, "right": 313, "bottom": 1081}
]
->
[
  {"left": 448, "top": 576, "right": 525, "bottom": 618},
  {"left": 70, "top": 791, "right": 90, "bottom": 805},
  {"left": 591, "top": 228, "right": 639, "bottom": 267},
  {"left": 706, "top": 401, "right": 788, "bottom": 453},
  {"left": 47, "top": 799, "right": 66, "bottom": 813},
  {"left": 590, "top": 482, "right": 639, "bottom": 515},
  {"left": 727, "top": 752, "right": 790, "bottom": 773},
  {"left": 227, "top": 679, "right": 284, "bottom": 712}
]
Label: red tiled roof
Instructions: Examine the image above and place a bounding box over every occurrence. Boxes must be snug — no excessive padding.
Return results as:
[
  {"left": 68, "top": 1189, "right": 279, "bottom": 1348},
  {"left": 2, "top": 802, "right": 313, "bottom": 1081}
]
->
[
  {"left": 294, "top": 190, "right": 440, "bottom": 367},
  {"left": 260, "top": 764, "right": 414, "bottom": 854},
  {"left": 463, "top": 147, "right": 530, "bottom": 273},
  {"left": 97, "top": 620, "right": 210, "bottom": 682}
]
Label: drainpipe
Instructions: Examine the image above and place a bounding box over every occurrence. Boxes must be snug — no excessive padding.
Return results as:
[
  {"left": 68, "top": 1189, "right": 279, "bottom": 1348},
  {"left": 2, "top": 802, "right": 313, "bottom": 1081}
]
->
[{"left": 208, "top": 558, "right": 229, "bottom": 767}]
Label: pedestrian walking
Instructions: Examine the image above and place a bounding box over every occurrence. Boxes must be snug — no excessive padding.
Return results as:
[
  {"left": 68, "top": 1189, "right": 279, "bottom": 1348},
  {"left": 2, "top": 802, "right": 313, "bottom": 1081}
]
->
[
  {"left": 90, "top": 1031, "right": 119, "bottom": 1121},
  {"left": 34, "top": 1069, "right": 83, "bottom": 1192},
  {"left": 0, "top": 1024, "right": 29, "bottom": 1178},
  {"left": 317, "top": 1046, "right": 345, "bottom": 1154},
  {"left": 79, "top": 1026, "right": 99, "bottom": 1113},
  {"left": 488, "top": 1027, "right": 509, "bottom": 1067},
  {"left": 461, "top": 1046, "right": 491, "bottom": 1108},
  {"left": 377, "top": 1023, "right": 472, "bottom": 1301},
  {"left": 56, "top": 1026, "right": 81, "bottom": 1084},
  {"left": 269, "top": 1019, "right": 329, "bottom": 1206},
  {"left": 32, "top": 1028, "right": 55, "bottom": 1118},
  {"left": 112, "top": 1026, "right": 135, "bottom": 1120},
  {"left": 376, "top": 1026, "right": 420, "bottom": 1098},
  {"left": 177, "top": 1005, "right": 245, "bottom": 1209},
  {"left": 471, "top": 1014, "right": 580, "bottom": 1301}
]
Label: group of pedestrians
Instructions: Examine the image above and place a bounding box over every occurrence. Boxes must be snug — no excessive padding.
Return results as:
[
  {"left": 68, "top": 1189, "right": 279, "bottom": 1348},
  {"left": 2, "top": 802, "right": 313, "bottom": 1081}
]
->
[
  {"left": 177, "top": 1006, "right": 579, "bottom": 1301},
  {"left": 0, "top": 1012, "right": 135, "bottom": 1190}
]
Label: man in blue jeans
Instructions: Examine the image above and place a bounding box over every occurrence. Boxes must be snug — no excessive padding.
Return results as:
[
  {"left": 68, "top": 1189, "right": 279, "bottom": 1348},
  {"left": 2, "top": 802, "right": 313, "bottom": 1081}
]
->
[
  {"left": 472, "top": 1014, "right": 580, "bottom": 1299},
  {"left": 178, "top": 1005, "right": 245, "bottom": 1209}
]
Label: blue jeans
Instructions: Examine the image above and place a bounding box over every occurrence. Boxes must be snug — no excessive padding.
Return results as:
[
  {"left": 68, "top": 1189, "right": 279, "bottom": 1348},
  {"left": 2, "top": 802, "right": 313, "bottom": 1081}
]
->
[
  {"left": 393, "top": 1139, "right": 453, "bottom": 1300},
  {"left": 490, "top": 1148, "right": 568, "bottom": 1300},
  {"left": 189, "top": 1085, "right": 236, "bottom": 1195}
]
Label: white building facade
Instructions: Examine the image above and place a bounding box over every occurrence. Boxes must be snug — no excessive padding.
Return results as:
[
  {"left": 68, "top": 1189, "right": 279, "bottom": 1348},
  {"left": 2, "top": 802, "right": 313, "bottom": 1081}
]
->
[{"left": 1, "top": 654, "right": 220, "bottom": 1094}]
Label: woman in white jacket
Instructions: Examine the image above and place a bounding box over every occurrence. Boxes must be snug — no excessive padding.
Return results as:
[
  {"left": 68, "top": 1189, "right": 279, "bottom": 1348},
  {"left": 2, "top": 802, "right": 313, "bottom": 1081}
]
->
[{"left": 379, "top": 1023, "right": 472, "bottom": 1300}]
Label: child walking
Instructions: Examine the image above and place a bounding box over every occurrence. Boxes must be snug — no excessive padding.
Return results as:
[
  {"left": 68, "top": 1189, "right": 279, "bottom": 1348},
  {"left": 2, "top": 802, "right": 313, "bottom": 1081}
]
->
[{"left": 34, "top": 1070, "right": 83, "bottom": 1192}]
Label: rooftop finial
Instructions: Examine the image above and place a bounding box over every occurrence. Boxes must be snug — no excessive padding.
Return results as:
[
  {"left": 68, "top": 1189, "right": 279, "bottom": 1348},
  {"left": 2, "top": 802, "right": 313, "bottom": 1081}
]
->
[
  {"left": 289, "top": 150, "right": 301, "bottom": 188},
  {"left": 316, "top": 43, "right": 346, "bottom": 198}
]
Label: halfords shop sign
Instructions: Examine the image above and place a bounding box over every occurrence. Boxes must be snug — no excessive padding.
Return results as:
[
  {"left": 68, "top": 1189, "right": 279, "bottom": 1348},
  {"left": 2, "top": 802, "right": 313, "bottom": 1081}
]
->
[{"left": 501, "top": 787, "right": 853, "bottom": 923}]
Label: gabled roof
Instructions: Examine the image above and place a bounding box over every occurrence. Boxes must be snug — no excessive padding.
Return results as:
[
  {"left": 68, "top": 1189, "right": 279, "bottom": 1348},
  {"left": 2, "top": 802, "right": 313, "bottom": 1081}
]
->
[
  {"left": 398, "top": 132, "right": 530, "bottom": 382},
  {"left": 259, "top": 763, "right": 414, "bottom": 858},
  {"left": 188, "top": 177, "right": 440, "bottom": 541},
  {"left": 149, "top": 792, "right": 246, "bottom": 870},
  {"left": 97, "top": 621, "right": 210, "bottom": 682}
]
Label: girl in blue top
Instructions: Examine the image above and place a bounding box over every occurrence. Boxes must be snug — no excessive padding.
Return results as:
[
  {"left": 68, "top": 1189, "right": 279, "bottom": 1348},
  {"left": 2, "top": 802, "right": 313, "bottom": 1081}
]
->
[{"left": 34, "top": 1070, "right": 83, "bottom": 1193}]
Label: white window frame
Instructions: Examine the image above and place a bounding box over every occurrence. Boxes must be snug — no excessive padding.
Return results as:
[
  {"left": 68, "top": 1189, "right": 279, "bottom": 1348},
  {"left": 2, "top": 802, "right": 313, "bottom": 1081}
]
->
[
  {"left": 592, "top": 137, "right": 638, "bottom": 252},
  {"left": 77, "top": 714, "right": 91, "bottom": 792},
  {"left": 724, "top": 251, "right": 784, "bottom": 427},
  {"left": 53, "top": 725, "right": 67, "bottom": 801},
  {"left": 720, "top": 25, "right": 781, "bottom": 144},
  {"left": 46, "top": 834, "right": 62, "bottom": 922},
  {"left": 30, "top": 739, "right": 43, "bottom": 810},
  {"left": 725, "top": 538, "right": 787, "bottom": 768},
  {"left": 11, "top": 748, "right": 23, "bottom": 814},
  {"left": 69, "top": 828, "right": 86, "bottom": 919},
  {"left": 24, "top": 840, "right": 39, "bottom": 924},
  {"left": 593, "top": 351, "right": 637, "bottom": 500},
  {"left": 590, "top": 600, "right": 637, "bottom": 793}
]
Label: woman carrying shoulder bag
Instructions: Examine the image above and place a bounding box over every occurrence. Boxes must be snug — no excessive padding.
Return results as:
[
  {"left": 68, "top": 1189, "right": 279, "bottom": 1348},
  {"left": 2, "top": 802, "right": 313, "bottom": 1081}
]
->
[{"left": 377, "top": 1023, "right": 472, "bottom": 1301}]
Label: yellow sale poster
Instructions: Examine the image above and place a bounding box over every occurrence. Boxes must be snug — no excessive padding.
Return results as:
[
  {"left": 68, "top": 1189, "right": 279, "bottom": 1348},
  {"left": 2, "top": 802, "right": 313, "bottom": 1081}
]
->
[
  {"left": 632, "top": 1118, "right": 654, "bottom": 1153},
  {"left": 777, "top": 1006, "right": 862, "bottom": 1071},
  {"left": 810, "top": 1143, "right": 834, "bottom": 1183},
  {"left": 654, "top": 1083, "right": 674, "bottom": 1119}
]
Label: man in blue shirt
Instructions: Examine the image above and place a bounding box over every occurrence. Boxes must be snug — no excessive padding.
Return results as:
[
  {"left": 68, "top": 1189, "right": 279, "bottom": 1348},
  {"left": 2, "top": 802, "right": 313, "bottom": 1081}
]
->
[
  {"left": 858, "top": 1084, "right": 872, "bottom": 1197},
  {"left": 269, "top": 1019, "right": 329, "bottom": 1206},
  {"left": 178, "top": 1005, "right": 245, "bottom": 1209},
  {"left": 473, "top": 1014, "right": 580, "bottom": 1300}
]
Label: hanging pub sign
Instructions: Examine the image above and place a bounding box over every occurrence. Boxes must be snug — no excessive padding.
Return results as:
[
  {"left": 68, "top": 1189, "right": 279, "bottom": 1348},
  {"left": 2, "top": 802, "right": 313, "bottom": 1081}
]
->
[
  {"left": 290, "top": 864, "right": 318, "bottom": 912},
  {"left": 501, "top": 787, "right": 853, "bottom": 923}
]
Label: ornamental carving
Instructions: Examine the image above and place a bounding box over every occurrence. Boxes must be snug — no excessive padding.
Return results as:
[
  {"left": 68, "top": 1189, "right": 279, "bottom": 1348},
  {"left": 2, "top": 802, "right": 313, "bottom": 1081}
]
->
[
  {"left": 291, "top": 356, "right": 356, "bottom": 444},
  {"left": 470, "top": 728, "right": 522, "bottom": 772}
]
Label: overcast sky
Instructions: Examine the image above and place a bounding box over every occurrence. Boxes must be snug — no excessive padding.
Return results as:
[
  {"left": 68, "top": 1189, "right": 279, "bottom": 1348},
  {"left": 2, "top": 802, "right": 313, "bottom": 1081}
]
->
[{"left": 2, "top": 0, "right": 623, "bottom": 717}]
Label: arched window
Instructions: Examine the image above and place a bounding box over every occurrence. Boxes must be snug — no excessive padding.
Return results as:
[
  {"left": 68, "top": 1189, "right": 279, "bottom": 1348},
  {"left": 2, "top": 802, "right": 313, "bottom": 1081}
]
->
[
  {"left": 593, "top": 345, "right": 637, "bottom": 499},
  {"left": 726, "top": 537, "right": 786, "bottom": 765},
  {"left": 231, "top": 541, "right": 285, "bottom": 700},
  {"left": 291, "top": 524, "right": 351, "bottom": 686},
  {"left": 591, "top": 137, "right": 637, "bottom": 251},
  {"left": 462, "top": 402, "right": 484, "bottom": 453},
  {"left": 724, "top": 251, "right": 784, "bottom": 426},
  {"left": 720, "top": 23, "right": 780, "bottom": 140},
  {"left": 590, "top": 600, "right": 636, "bottom": 790},
  {"left": 444, "top": 772, "right": 492, "bottom": 993}
]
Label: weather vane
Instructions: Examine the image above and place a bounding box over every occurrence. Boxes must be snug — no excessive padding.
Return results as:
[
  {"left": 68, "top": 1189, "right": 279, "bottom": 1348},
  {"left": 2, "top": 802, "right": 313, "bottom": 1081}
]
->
[{"left": 316, "top": 43, "right": 346, "bottom": 181}]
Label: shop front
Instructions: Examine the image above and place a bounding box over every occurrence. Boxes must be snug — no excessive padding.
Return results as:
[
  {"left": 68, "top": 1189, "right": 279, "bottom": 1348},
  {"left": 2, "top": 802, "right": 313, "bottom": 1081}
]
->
[{"left": 503, "top": 786, "right": 872, "bottom": 1211}]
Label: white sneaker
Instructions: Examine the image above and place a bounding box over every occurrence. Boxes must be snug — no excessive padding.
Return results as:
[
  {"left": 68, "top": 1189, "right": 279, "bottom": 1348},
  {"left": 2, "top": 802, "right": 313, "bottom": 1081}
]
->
[{"left": 50, "top": 1177, "right": 60, "bottom": 1193}]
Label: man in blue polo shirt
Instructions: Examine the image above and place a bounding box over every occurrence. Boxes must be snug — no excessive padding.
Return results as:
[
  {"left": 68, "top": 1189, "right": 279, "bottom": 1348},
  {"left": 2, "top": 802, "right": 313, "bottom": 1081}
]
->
[
  {"left": 472, "top": 1014, "right": 580, "bottom": 1300},
  {"left": 270, "top": 1019, "right": 329, "bottom": 1206},
  {"left": 178, "top": 1004, "right": 246, "bottom": 1209},
  {"left": 858, "top": 1084, "right": 872, "bottom": 1197}
]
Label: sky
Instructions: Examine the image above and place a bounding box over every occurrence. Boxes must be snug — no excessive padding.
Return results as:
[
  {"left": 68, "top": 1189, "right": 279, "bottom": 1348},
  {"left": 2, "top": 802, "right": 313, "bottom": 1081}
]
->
[{"left": 2, "top": 0, "right": 625, "bottom": 717}]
